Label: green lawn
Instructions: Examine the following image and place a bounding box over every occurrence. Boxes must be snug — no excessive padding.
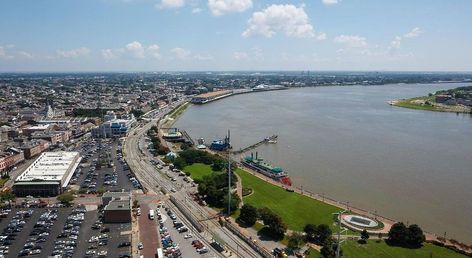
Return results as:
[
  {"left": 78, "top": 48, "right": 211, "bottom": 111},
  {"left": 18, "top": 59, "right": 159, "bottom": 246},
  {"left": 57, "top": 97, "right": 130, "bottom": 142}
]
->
[
  {"left": 394, "top": 96, "right": 440, "bottom": 111},
  {"left": 307, "top": 248, "right": 321, "bottom": 258},
  {"left": 341, "top": 240, "right": 467, "bottom": 258},
  {"left": 183, "top": 163, "right": 220, "bottom": 180},
  {"left": 0, "top": 177, "right": 9, "bottom": 188},
  {"left": 237, "top": 168, "right": 341, "bottom": 232}
]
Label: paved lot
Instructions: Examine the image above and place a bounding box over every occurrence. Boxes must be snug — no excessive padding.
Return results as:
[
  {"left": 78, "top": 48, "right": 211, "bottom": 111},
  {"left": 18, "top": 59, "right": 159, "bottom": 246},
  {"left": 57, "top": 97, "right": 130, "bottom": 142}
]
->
[{"left": 138, "top": 202, "right": 159, "bottom": 258}]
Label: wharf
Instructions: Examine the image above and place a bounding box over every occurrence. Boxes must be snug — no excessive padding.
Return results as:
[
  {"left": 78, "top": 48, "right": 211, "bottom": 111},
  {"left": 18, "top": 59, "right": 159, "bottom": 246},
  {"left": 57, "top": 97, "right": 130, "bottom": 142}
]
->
[{"left": 231, "top": 135, "right": 278, "bottom": 155}]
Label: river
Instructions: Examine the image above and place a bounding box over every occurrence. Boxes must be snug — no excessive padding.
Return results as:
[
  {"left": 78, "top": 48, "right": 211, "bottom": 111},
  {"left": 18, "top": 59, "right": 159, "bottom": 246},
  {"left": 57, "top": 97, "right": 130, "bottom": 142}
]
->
[{"left": 174, "top": 83, "right": 472, "bottom": 243}]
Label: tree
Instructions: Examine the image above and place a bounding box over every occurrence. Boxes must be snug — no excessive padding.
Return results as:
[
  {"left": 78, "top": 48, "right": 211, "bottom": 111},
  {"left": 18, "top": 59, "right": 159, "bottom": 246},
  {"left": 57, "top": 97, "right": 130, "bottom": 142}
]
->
[
  {"left": 388, "top": 222, "right": 408, "bottom": 246},
  {"left": 239, "top": 204, "right": 258, "bottom": 226},
  {"left": 316, "top": 224, "right": 332, "bottom": 245},
  {"left": 320, "top": 241, "right": 336, "bottom": 258},
  {"left": 407, "top": 224, "right": 425, "bottom": 248},
  {"left": 360, "top": 229, "right": 369, "bottom": 244},
  {"left": 0, "top": 190, "right": 16, "bottom": 204},
  {"left": 57, "top": 192, "right": 75, "bottom": 205},
  {"left": 258, "top": 207, "right": 287, "bottom": 240},
  {"left": 223, "top": 192, "right": 240, "bottom": 215},
  {"left": 287, "top": 232, "right": 305, "bottom": 250},
  {"left": 304, "top": 224, "right": 317, "bottom": 242}
]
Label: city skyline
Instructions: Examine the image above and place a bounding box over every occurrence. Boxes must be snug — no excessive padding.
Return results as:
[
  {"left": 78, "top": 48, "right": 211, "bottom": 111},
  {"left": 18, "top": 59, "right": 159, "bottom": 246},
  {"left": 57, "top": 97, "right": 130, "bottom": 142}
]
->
[{"left": 1, "top": 0, "right": 472, "bottom": 72}]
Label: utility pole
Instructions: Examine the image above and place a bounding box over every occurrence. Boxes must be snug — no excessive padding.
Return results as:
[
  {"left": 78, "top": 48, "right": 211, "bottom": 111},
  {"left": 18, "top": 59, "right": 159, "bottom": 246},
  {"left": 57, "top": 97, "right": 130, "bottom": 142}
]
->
[
  {"left": 227, "top": 129, "right": 231, "bottom": 216},
  {"left": 333, "top": 210, "right": 347, "bottom": 258}
]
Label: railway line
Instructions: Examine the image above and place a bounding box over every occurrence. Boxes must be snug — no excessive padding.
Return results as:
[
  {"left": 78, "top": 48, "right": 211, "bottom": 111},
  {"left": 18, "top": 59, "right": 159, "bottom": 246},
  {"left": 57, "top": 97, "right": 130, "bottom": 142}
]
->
[{"left": 124, "top": 105, "right": 261, "bottom": 258}]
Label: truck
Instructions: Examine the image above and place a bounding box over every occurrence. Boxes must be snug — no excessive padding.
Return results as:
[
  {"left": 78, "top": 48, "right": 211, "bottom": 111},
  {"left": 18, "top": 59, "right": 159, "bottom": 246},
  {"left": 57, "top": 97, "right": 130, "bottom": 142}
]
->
[{"left": 149, "top": 209, "right": 155, "bottom": 220}]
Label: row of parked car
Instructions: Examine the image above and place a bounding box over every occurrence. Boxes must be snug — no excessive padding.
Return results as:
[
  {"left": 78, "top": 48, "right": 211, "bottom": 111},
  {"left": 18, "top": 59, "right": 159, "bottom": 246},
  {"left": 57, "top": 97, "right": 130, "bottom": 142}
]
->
[
  {"left": 158, "top": 207, "right": 183, "bottom": 258},
  {"left": 18, "top": 209, "right": 59, "bottom": 256},
  {"left": 51, "top": 207, "right": 86, "bottom": 257},
  {"left": 0, "top": 208, "right": 17, "bottom": 257}
]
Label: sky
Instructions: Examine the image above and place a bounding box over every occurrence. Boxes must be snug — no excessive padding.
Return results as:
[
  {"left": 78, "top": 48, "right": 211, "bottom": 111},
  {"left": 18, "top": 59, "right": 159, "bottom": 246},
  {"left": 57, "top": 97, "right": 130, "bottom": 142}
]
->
[{"left": 1, "top": 0, "right": 472, "bottom": 72}]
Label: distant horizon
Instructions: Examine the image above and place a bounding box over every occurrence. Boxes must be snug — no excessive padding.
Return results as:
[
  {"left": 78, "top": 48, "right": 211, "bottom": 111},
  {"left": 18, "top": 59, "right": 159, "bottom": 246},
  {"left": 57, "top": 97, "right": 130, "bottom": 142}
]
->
[{"left": 1, "top": 70, "right": 472, "bottom": 74}]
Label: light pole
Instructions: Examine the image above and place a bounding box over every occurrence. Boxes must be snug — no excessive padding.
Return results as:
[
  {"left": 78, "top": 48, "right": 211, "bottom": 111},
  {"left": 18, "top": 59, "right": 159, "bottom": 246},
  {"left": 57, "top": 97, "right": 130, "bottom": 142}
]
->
[
  {"left": 227, "top": 129, "right": 231, "bottom": 216},
  {"left": 333, "top": 210, "right": 348, "bottom": 258}
]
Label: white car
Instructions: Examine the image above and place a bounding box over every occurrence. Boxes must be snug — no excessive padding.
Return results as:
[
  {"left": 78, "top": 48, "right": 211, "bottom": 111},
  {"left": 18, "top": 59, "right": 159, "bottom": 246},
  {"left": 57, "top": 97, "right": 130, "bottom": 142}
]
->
[
  {"left": 184, "top": 234, "right": 193, "bottom": 239},
  {"left": 138, "top": 242, "right": 143, "bottom": 250}
]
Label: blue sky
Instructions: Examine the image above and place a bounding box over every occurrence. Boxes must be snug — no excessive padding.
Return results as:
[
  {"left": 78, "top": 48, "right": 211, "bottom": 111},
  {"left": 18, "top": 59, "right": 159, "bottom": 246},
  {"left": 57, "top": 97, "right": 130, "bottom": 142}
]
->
[{"left": 1, "top": 0, "right": 471, "bottom": 72}]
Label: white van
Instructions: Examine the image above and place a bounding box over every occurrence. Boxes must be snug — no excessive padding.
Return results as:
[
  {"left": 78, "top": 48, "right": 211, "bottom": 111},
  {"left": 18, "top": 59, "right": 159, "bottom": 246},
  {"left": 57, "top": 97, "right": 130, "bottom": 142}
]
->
[{"left": 149, "top": 209, "right": 155, "bottom": 220}]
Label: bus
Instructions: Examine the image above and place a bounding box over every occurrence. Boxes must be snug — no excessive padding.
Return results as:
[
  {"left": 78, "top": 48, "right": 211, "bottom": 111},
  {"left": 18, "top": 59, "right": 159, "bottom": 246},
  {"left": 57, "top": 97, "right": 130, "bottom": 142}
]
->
[{"left": 149, "top": 209, "right": 155, "bottom": 220}]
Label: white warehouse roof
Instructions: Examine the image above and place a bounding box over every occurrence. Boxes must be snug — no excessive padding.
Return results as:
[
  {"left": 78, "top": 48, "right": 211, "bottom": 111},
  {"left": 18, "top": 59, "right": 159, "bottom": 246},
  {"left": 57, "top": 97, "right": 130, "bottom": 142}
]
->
[{"left": 15, "top": 151, "right": 81, "bottom": 187}]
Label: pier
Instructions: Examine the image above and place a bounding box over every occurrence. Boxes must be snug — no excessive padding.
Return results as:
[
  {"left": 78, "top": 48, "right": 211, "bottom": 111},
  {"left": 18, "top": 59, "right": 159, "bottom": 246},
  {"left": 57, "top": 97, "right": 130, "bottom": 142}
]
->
[{"left": 231, "top": 135, "right": 278, "bottom": 154}]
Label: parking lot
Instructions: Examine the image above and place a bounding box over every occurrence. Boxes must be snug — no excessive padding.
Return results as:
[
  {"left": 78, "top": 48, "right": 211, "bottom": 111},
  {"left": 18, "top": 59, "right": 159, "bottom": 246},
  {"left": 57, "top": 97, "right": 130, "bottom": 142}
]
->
[
  {"left": 156, "top": 203, "right": 215, "bottom": 258},
  {"left": 70, "top": 138, "right": 140, "bottom": 195}
]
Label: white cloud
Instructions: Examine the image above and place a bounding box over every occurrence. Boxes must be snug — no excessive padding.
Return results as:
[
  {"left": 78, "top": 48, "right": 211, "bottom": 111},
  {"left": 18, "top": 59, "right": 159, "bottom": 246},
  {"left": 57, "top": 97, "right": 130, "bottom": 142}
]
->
[
  {"left": 334, "top": 35, "right": 368, "bottom": 48},
  {"left": 208, "top": 0, "right": 252, "bottom": 16},
  {"left": 56, "top": 47, "right": 90, "bottom": 58},
  {"left": 147, "top": 44, "right": 161, "bottom": 59},
  {"left": 389, "top": 36, "right": 402, "bottom": 51},
  {"left": 242, "top": 4, "right": 314, "bottom": 38},
  {"left": 171, "top": 47, "right": 191, "bottom": 59},
  {"left": 18, "top": 51, "right": 33, "bottom": 59},
  {"left": 101, "top": 41, "right": 160, "bottom": 60},
  {"left": 158, "top": 0, "right": 185, "bottom": 9},
  {"left": 316, "top": 32, "right": 327, "bottom": 41},
  {"left": 126, "top": 41, "right": 145, "bottom": 58},
  {"left": 404, "top": 27, "right": 422, "bottom": 38},
  {"left": 388, "top": 27, "right": 422, "bottom": 54},
  {"left": 322, "top": 0, "right": 338, "bottom": 5},
  {"left": 101, "top": 49, "right": 118, "bottom": 60},
  {"left": 233, "top": 51, "right": 249, "bottom": 60},
  {"left": 193, "top": 54, "right": 213, "bottom": 60},
  {"left": 192, "top": 7, "right": 202, "bottom": 13}
]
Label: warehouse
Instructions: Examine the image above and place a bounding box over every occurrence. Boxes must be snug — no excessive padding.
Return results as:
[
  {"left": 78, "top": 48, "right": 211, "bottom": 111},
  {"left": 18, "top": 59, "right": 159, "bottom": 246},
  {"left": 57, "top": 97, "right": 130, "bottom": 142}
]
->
[{"left": 13, "top": 151, "right": 81, "bottom": 197}]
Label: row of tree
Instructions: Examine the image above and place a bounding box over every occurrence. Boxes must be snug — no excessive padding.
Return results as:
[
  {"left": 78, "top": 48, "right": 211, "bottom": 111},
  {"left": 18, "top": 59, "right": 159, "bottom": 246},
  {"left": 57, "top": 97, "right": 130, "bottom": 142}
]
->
[
  {"left": 147, "top": 126, "right": 170, "bottom": 155},
  {"left": 173, "top": 149, "right": 226, "bottom": 171},
  {"left": 197, "top": 172, "right": 240, "bottom": 214},
  {"left": 239, "top": 204, "right": 288, "bottom": 240},
  {"left": 388, "top": 222, "right": 425, "bottom": 248}
]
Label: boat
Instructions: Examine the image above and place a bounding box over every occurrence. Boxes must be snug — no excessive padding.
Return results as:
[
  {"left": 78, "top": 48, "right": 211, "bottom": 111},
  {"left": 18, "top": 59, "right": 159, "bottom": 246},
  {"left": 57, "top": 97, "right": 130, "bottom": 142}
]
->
[
  {"left": 209, "top": 131, "right": 232, "bottom": 151},
  {"left": 241, "top": 152, "right": 292, "bottom": 186}
]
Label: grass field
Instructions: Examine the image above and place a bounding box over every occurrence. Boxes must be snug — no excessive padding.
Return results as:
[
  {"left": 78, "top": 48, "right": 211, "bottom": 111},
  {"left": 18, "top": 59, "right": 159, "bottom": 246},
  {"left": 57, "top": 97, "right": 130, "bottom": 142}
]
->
[
  {"left": 340, "top": 240, "right": 468, "bottom": 258},
  {"left": 0, "top": 177, "right": 9, "bottom": 188},
  {"left": 183, "top": 163, "right": 220, "bottom": 180},
  {"left": 394, "top": 96, "right": 440, "bottom": 111},
  {"left": 236, "top": 168, "right": 341, "bottom": 231}
]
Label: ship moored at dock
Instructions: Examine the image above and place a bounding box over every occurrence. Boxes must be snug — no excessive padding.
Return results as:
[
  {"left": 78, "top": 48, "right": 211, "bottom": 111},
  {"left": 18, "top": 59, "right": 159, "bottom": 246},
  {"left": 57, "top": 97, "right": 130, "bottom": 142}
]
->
[{"left": 241, "top": 152, "right": 292, "bottom": 186}]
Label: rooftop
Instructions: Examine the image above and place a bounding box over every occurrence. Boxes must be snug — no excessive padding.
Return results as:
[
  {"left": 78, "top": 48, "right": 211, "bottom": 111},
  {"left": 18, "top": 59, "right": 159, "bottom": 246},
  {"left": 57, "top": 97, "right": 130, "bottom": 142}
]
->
[
  {"left": 194, "top": 90, "right": 233, "bottom": 99},
  {"left": 16, "top": 151, "right": 81, "bottom": 183},
  {"left": 104, "top": 199, "right": 131, "bottom": 211}
]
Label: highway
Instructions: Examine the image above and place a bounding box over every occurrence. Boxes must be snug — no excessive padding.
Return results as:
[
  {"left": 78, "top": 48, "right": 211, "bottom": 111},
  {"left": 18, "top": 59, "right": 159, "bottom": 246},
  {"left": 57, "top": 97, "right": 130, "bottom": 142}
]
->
[{"left": 124, "top": 101, "right": 261, "bottom": 258}]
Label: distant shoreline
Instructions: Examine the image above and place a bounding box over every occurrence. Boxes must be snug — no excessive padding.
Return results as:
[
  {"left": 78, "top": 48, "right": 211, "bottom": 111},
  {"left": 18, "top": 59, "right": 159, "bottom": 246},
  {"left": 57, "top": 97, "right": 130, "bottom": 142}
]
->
[{"left": 388, "top": 96, "right": 472, "bottom": 113}]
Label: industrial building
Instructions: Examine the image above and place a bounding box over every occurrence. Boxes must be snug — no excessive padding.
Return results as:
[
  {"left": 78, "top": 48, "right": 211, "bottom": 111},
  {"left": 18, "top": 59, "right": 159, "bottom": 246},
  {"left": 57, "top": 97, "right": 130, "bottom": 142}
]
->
[
  {"left": 191, "top": 90, "right": 233, "bottom": 104},
  {"left": 13, "top": 151, "right": 81, "bottom": 197},
  {"left": 102, "top": 192, "right": 131, "bottom": 223}
]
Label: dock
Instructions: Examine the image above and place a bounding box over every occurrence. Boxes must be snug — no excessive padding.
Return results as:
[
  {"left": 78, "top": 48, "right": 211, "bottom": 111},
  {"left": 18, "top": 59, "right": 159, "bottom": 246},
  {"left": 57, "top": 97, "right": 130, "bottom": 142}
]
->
[{"left": 231, "top": 135, "right": 278, "bottom": 155}]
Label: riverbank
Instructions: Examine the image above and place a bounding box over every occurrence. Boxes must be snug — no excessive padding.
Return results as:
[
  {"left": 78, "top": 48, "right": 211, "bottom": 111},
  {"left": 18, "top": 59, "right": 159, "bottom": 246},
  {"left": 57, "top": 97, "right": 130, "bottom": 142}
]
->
[
  {"left": 389, "top": 96, "right": 471, "bottom": 113},
  {"left": 169, "top": 85, "right": 472, "bottom": 249}
]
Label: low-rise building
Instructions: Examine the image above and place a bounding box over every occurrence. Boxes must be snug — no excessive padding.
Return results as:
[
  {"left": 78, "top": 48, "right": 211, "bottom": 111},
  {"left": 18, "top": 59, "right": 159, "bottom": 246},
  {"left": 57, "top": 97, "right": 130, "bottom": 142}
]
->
[
  {"left": 21, "top": 140, "right": 50, "bottom": 159},
  {"left": 0, "top": 147, "right": 25, "bottom": 176},
  {"left": 13, "top": 151, "right": 81, "bottom": 197},
  {"left": 91, "top": 113, "right": 136, "bottom": 138},
  {"left": 102, "top": 192, "right": 131, "bottom": 223}
]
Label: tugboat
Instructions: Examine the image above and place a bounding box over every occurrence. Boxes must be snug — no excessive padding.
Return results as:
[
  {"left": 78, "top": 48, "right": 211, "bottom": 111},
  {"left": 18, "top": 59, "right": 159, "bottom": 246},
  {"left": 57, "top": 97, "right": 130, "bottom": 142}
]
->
[
  {"left": 241, "top": 152, "right": 292, "bottom": 186},
  {"left": 210, "top": 130, "right": 231, "bottom": 151}
]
